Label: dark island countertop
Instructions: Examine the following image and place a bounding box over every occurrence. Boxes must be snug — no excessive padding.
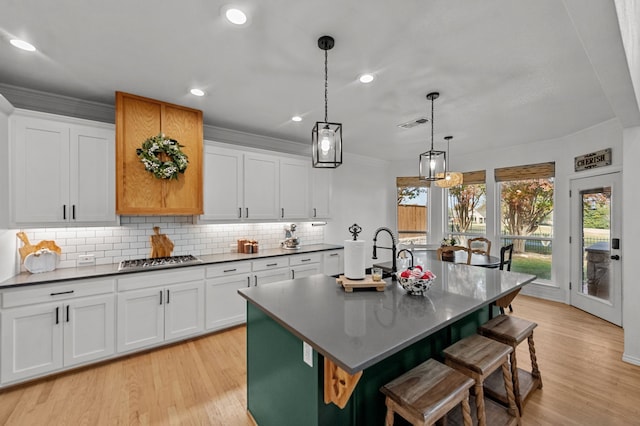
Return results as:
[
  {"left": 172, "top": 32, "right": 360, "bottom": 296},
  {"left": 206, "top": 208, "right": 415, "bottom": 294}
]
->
[
  {"left": 238, "top": 261, "right": 535, "bottom": 374},
  {"left": 0, "top": 244, "right": 343, "bottom": 289}
]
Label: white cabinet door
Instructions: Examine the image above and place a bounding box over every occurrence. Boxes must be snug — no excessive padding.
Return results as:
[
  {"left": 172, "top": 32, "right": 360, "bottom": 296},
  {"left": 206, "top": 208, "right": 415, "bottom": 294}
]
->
[
  {"left": 12, "top": 116, "right": 70, "bottom": 224},
  {"left": 63, "top": 294, "right": 115, "bottom": 367},
  {"left": 323, "top": 250, "right": 344, "bottom": 276},
  {"left": 1, "top": 303, "right": 63, "bottom": 384},
  {"left": 164, "top": 281, "right": 205, "bottom": 341},
  {"left": 280, "top": 158, "right": 309, "bottom": 219},
  {"left": 254, "top": 268, "right": 290, "bottom": 286},
  {"left": 116, "top": 288, "right": 164, "bottom": 353},
  {"left": 70, "top": 126, "right": 116, "bottom": 223},
  {"left": 206, "top": 273, "right": 251, "bottom": 331},
  {"left": 310, "top": 168, "right": 332, "bottom": 219},
  {"left": 244, "top": 153, "right": 279, "bottom": 219},
  {"left": 203, "top": 145, "right": 244, "bottom": 220},
  {"left": 291, "top": 263, "right": 322, "bottom": 279}
]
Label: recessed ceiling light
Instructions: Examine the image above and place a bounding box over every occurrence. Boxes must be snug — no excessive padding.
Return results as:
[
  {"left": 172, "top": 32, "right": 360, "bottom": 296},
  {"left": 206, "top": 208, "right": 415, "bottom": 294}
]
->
[
  {"left": 10, "top": 39, "right": 36, "bottom": 52},
  {"left": 225, "top": 8, "right": 248, "bottom": 25},
  {"left": 291, "top": 116, "right": 302, "bottom": 122},
  {"left": 359, "top": 73, "right": 375, "bottom": 84},
  {"left": 190, "top": 88, "right": 205, "bottom": 97}
]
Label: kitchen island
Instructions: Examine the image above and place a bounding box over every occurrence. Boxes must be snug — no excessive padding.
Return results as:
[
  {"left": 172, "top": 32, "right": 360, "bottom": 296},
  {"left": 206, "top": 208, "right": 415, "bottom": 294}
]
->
[{"left": 238, "top": 260, "right": 536, "bottom": 425}]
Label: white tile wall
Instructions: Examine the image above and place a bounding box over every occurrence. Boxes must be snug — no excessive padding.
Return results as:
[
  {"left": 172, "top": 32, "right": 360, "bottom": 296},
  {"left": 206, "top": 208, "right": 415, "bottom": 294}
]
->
[{"left": 20, "top": 218, "right": 325, "bottom": 269}]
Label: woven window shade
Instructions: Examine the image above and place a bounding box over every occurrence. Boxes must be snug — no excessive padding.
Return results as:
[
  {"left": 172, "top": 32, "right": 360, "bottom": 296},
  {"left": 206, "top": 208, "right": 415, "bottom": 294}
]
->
[
  {"left": 396, "top": 177, "right": 430, "bottom": 187},
  {"left": 462, "top": 170, "right": 486, "bottom": 185},
  {"left": 494, "top": 162, "right": 555, "bottom": 182}
]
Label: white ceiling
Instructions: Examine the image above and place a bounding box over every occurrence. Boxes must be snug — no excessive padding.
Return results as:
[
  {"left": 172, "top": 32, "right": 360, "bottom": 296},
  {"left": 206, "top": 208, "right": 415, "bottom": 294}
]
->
[{"left": 1, "top": 0, "right": 638, "bottom": 161}]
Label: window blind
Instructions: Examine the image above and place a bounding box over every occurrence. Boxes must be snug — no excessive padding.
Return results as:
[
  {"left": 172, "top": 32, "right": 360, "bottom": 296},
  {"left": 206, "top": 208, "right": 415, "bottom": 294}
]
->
[{"left": 494, "top": 162, "right": 555, "bottom": 182}]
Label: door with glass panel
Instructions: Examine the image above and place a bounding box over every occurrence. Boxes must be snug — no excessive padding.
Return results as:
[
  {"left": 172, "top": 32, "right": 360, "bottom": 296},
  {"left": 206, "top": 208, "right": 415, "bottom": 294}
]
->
[{"left": 570, "top": 172, "right": 622, "bottom": 326}]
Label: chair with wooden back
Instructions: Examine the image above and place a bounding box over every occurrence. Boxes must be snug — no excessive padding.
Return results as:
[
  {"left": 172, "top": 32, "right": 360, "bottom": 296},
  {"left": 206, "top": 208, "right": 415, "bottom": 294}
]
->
[
  {"left": 496, "top": 244, "right": 517, "bottom": 314},
  {"left": 437, "top": 245, "right": 471, "bottom": 265},
  {"left": 468, "top": 237, "right": 491, "bottom": 256}
]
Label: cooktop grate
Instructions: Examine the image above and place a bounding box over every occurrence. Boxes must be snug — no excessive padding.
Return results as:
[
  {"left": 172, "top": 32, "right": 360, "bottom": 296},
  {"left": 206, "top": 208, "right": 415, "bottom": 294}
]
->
[{"left": 118, "top": 255, "right": 202, "bottom": 271}]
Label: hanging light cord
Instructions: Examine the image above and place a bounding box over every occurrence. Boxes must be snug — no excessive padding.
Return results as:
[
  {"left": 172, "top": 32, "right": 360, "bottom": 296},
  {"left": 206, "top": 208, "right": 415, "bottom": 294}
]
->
[
  {"left": 430, "top": 95, "right": 435, "bottom": 150},
  {"left": 324, "top": 48, "right": 329, "bottom": 123}
]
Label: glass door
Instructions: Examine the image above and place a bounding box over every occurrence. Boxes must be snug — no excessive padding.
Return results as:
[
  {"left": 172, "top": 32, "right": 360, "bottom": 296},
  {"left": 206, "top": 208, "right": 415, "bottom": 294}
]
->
[{"left": 570, "top": 172, "right": 622, "bottom": 326}]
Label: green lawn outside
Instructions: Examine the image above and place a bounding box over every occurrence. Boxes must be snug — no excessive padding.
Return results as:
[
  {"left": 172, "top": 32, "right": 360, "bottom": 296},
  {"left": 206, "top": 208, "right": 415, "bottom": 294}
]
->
[{"left": 511, "top": 254, "right": 551, "bottom": 280}]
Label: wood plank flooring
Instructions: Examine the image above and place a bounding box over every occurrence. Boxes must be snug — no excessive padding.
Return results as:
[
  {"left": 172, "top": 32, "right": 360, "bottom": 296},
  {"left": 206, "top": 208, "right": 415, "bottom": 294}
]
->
[{"left": 0, "top": 295, "right": 638, "bottom": 425}]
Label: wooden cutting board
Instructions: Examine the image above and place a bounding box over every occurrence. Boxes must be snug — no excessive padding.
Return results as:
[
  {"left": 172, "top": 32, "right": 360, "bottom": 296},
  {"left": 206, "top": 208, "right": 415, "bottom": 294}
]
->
[
  {"left": 150, "top": 226, "right": 174, "bottom": 258},
  {"left": 16, "top": 232, "right": 62, "bottom": 263},
  {"left": 336, "top": 275, "right": 386, "bottom": 292}
]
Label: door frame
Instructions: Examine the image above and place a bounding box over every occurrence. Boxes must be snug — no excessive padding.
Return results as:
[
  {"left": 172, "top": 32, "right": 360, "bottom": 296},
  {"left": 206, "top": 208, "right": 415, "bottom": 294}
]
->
[{"left": 569, "top": 171, "right": 622, "bottom": 326}]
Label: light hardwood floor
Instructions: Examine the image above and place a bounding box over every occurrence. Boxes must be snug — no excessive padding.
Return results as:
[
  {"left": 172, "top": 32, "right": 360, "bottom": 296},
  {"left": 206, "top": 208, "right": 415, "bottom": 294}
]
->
[{"left": 0, "top": 295, "right": 639, "bottom": 425}]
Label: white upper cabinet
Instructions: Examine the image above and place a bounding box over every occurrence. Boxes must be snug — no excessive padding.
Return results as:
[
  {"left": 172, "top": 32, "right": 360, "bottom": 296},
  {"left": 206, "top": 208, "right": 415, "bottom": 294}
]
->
[
  {"left": 202, "top": 145, "right": 244, "bottom": 220},
  {"left": 202, "top": 142, "right": 330, "bottom": 221},
  {"left": 310, "top": 168, "right": 332, "bottom": 219},
  {"left": 280, "top": 157, "right": 309, "bottom": 219},
  {"left": 11, "top": 112, "right": 116, "bottom": 226},
  {"left": 244, "top": 152, "right": 280, "bottom": 220}
]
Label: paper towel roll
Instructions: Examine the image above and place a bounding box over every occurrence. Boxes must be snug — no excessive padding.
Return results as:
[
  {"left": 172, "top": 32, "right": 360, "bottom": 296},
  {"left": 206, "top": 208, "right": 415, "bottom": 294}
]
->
[{"left": 344, "top": 239, "right": 366, "bottom": 280}]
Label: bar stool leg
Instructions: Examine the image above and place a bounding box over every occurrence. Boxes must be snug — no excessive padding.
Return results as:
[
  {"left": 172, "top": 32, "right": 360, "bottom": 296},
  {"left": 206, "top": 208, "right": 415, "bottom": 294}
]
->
[
  {"left": 474, "top": 381, "right": 486, "bottom": 426},
  {"left": 528, "top": 332, "right": 543, "bottom": 388},
  {"left": 384, "top": 400, "right": 395, "bottom": 426},
  {"left": 461, "top": 396, "right": 472, "bottom": 426},
  {"left": 508, "top": 349, "right": 522, "bottom": 414},
  {"left": 501, "top": 361, "right": 519, "bottom": 418}
]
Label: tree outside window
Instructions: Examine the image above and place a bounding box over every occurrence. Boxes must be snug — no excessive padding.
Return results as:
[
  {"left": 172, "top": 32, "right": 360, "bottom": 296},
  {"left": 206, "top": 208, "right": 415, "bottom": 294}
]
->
[
  {"left": 447, "top": 184, "right": 487, "bottom": 236},
  {"left": 397, "top": 184, "right": 428, "bottom": 245}
]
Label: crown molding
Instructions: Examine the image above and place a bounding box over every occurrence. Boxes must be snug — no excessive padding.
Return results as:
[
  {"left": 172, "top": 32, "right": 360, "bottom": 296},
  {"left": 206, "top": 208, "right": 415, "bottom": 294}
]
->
[
  {"left": 0, "top": 94, "right": 14, "bottom": 116},
  {"left": 0, "top": 83, "right": 309, "bottom": 155}
]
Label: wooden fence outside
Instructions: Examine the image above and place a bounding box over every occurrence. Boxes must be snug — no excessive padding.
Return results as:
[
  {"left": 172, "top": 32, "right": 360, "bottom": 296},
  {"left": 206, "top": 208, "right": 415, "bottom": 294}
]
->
[{"left": 398, "top": 205, "right": 427, "bottom": 233}]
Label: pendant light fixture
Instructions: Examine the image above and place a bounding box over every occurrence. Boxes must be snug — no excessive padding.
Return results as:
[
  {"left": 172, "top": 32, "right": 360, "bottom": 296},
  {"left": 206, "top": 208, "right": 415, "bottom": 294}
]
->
[
  {"left": 435, "top": 136, "right": 464, "bottom": 188},
  {"left": 419, "top": 92, "right": 446, "bottom": 181},
  {"left": 312, "top": 35, "right": 342, "bottom": 168}
]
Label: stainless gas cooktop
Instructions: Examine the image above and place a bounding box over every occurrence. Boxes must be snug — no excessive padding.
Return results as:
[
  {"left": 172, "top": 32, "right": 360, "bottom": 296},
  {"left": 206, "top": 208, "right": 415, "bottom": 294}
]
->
[{"left": 118, "top": 255, "right": 202, "bottom": 271}]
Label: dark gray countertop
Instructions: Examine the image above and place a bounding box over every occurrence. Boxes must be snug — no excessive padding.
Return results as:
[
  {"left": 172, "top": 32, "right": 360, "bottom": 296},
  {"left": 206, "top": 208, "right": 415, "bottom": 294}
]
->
[
  {"left": 238, "top": 261, "right": 535, "bottom": 374},
  {"left": 0, "top": 244, "right": 343, "bottom": 289}
]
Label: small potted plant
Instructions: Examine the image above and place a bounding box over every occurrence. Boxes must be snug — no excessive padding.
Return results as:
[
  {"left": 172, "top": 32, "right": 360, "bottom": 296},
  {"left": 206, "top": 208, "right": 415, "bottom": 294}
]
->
[{"left": 440, "top": 236, "right": 459, "bottom": 262}]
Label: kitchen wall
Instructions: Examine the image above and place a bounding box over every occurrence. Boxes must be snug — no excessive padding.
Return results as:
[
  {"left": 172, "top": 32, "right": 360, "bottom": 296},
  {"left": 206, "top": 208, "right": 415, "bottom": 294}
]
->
[
  {"left": 11, "top": 219, "right": 324, "bottom": 273},
  {"left": 0, "top": 95, "right": 17, "bottom": 283}
]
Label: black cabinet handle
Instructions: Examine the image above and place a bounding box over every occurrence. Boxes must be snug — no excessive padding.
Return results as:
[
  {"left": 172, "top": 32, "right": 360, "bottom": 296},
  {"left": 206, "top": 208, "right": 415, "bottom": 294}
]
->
[
  {"left": 254, "top": 275, "right": 258, "bottom": 286},
  {"left": 166, "top": 289, "right": 170, "bottom": 304},
  {"left": 329, "top": 253, "right": 339, "bottom": 257},
  {"left": 313, "top": 208, "right": 317, "bottom": 218},
  {"left": 224, "top": 268, "right": 237, "bottom": 273},
  {"left": 301, "top": 258, "right": 311, "bottom": 262},
  {"left": 281, "top": 208, "right": 284, "bottom": 218},
  {"left": 72, "top": 205, "right": 76, "bottom": 220},
  {"left": 247, "top": 276, "right": 251, "bottom": 287},
  {"left": 239, "top": 207, "right": 242, "bottom": 218},
  {"left": 266, "top": 263, "right": 277, "bottom": 267},
  {"left": 246, "top": 208, "right": 249, "bottom": 218},
  {"left": 159, "top": 290, "right": 163, "bottom": 305},
  {"left": 292, "top": 270, "right": 295, "bottom": 279},
  {"left": 63, "top": 205, "right": 66, "bottom": 220},
  {"left": 66, "top": 305, "right": 70, "bottom": 322},
  {"left": 55, "top": 307, "right": 59, "bottom": 324},
  {"left": 50, "top": 290, "right": 74, "bottom": 296}
]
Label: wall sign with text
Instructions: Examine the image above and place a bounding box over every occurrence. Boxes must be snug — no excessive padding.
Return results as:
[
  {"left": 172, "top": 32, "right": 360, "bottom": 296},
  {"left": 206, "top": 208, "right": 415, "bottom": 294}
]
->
[{"left": 575, "top": 148, "right": 612, "bottom": 172}]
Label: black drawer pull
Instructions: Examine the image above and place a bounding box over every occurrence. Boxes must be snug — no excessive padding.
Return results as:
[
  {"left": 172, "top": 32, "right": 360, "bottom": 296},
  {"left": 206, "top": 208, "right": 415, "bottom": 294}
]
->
[
  {"left": 66, "top": 305, "right": 70, "bottom": 322},
  {"left": 223, "top": 268, "right": 237, "bottom": 273},
  {"left": 266, "top": 263, "right": 277, "bottom": 267},
  {"left": 55, "top": 307, "right": 59, "bottom": 324},
  {"left": 301, "top": 259, "right": 311, "bottom": 262},
  {"left": 50, "top": 290, "right": 74, "bottom": 296},
  {"left": 329, "top": 253, "right": 339, "bottom": 257}
]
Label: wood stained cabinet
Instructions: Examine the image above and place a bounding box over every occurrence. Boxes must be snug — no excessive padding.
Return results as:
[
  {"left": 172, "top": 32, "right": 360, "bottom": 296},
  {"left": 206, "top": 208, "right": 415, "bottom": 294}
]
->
[{"left": 115, "top": 92, "right": 203, "bottom": 215}]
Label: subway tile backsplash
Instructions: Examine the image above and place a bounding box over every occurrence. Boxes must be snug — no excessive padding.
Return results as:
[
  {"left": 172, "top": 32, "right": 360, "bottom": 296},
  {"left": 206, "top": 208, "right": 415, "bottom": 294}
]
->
[{"left": 20, "top": 218, "right": 325, "bottom": 269}]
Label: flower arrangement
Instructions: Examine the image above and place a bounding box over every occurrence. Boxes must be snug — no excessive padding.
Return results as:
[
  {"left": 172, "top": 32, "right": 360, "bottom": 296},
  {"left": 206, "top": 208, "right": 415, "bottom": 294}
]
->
[
  {"left": 440, "top": 236, "right": 458, "bottom": 246},
  {"left": 136, "top": 134, "right": 189, "bottom": 180},
  {"left": 396, "top": 265, "right": 436, "bottom": 295}
]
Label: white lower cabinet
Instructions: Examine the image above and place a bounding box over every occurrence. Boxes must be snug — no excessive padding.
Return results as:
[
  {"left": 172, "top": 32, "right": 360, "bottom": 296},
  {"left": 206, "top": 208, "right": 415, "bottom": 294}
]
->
[
  {"left": 1, "top": 279, "right": 115, "bottom": 385},
  {"left": 205, "top": 262, "right": 252, "bottom": 331},
  {"left": 116, "top": 269, "right": 205, "bottom": 354},
  {"left": 254, "top": 267, "right": 291, "bottom": 286},
  {"left": 290, "top": 252, "right": 322, "bottom": 279},
  {"left": 323, "top": 249, "right": 344, "bottom": 276}
]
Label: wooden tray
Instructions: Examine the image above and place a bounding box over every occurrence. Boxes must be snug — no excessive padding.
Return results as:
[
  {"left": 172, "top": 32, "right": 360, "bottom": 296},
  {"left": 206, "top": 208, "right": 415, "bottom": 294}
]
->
[{"left": 336, "top": 275, "right": 386, "bottom": 292}]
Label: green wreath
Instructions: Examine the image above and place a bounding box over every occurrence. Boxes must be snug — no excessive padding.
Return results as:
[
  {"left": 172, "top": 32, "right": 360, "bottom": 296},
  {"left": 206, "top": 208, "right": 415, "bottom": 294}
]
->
[{"left": 136, "top": 134, "right": 189, "bottom": 180}]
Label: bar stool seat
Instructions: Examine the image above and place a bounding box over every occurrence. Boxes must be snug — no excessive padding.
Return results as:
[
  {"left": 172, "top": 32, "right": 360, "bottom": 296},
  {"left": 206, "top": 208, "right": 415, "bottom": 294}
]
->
[
  {"left": 380, "top": 358, "right": 475, "bottom": 426},
  {"left": 443, "top": 334, "right": 520, "bottom": 426},
  {"left": 479, "top": 314, "right": 543, "bottom": 414}
]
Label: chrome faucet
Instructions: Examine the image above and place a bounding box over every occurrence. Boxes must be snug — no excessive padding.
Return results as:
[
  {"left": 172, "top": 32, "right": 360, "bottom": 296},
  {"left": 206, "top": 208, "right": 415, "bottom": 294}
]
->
[
  {"left": 397, "top": 249, "right": 414, "bottom": 269},
  {"left": 372, "top": 227, "right": 398, "bottom": 279}
]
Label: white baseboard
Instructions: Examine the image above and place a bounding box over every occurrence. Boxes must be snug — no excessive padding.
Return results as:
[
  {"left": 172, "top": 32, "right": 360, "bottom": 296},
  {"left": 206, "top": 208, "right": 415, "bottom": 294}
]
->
[{"left": 622, "top": 353, "right": 640, "bottom": 366}]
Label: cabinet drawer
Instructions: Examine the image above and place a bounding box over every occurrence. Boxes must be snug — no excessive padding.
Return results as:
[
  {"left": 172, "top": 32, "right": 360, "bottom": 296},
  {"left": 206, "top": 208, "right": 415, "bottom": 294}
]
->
[
  {"left": 117, "top": 267, "right": 204, "bottom": 292},
  {"left": 252, "top": 257, "right": 289, "bottom": 271},
  {"left": 206, "top": 261, "right": 252, "bottom": 278},
  {"left": 1, "top": 278, "right": 115, "bottom": 309},
  {"left": 289, "top": 253, "right": 321, "bottom": 266}
]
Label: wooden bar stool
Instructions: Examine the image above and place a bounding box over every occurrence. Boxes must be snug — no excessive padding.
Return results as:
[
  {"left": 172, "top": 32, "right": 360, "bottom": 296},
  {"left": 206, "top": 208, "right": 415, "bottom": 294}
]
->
[
  {"left": 380, "top": 358, "right": 475, "bottom": 426},
  {"left": 478, "top": 314, "right": 543, "bottom": 414},
  {"left": 443, "top": 334, "right": 520, "bottom": 426}
]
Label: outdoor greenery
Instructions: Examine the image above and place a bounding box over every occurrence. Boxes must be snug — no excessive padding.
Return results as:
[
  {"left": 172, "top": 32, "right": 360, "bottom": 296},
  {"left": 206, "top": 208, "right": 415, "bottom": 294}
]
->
[
  {"left": 511, "top": 254, "right": 552, "bottom": 280},
  {"left": 398, "top": 186, "right": 426, "bottom": 205},
  {"left": 583, "top": 192, "right": 610, "bottom": 229},
  {"left": 448, "top": 184, "right": 486, "bottom": 233}
]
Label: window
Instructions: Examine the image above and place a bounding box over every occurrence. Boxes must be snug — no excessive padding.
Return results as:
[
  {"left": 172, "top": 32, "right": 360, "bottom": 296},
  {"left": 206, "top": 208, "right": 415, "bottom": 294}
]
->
[
  {"left": 397, "top": 177, "right": 428, "bottom": 245},
  {"left": 446, "top": 171, "right": 487, "bottom": 246},
  {"left": 496, "top": 162, "right": 555, "bottom": 280}
]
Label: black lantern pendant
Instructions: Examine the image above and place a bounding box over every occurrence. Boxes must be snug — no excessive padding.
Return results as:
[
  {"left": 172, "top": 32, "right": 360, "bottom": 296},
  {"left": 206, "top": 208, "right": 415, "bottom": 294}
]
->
[
  {"left": 312, "top": 35, "right": 342, "bottom": 168},
  {"left": 419, "top": 92, "right": 446, "bottom": 181}
]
